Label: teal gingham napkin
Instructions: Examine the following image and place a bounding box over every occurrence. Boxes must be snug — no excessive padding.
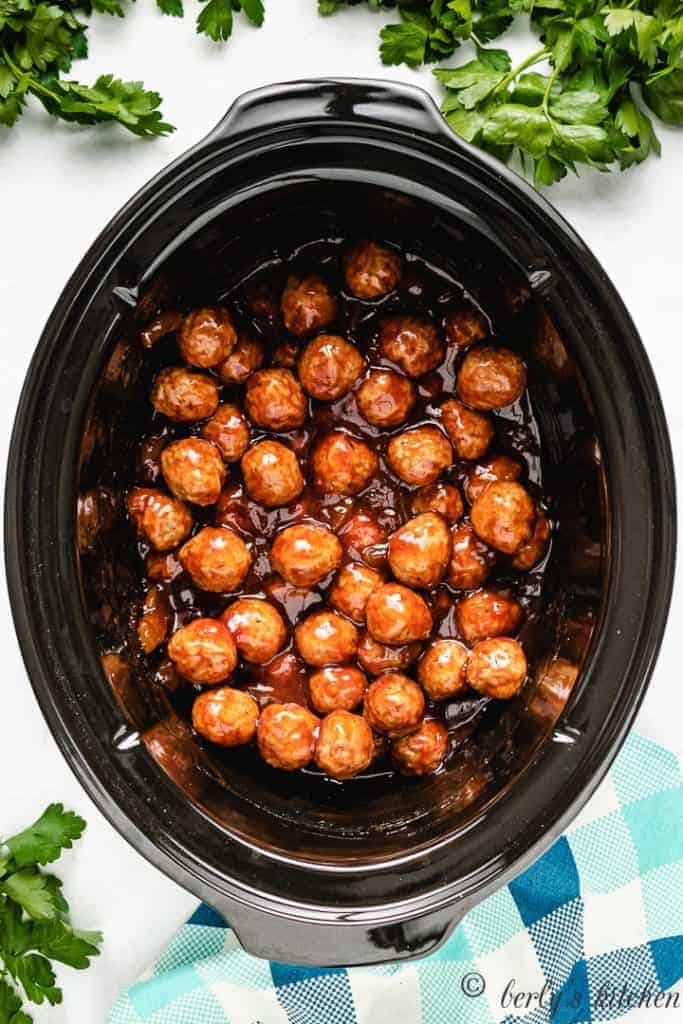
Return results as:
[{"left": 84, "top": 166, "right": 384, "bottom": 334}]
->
[{"left": 110, "top": 732, "right": 683, "bottom": 1024}]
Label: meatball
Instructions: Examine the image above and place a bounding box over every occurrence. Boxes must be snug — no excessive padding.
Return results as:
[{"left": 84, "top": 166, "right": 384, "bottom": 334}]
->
[
  {"left": 338, "top": 509, "right": 388, "bottom": 559},
  {"left": 309, "top": 666, "right": 368, "bottom": 714},
  {"left": 192, "top": 687, "right": 259, "bottom": 747},
  {"left": 151, "top": 367, "right": 219, "bottom": 423},
  {"left": 241, "top": 440, "right": 304, "bottom": 507},
  {"left": 511, "top": 511, "right": 551, "bottom": 570},
  {"left": 281, "top": 275, "right": 338, "bottom": 337},
  {"left": 315, "top": 710, "right": 374, "bottom": 780},
  {"left": 356, "top": 369, "right": 416, "bottom": 428},
  {"left": 379, "top": 315, "right": 443, "bottom": 378},
  {"left": 311, "top": 432, "right": 378, "bottom": 495},
  {"left": 179, "top": 526, "right": 252, "bottom": 592},
  {"left": 456, "top": 589, "right": 522, "bottom": 645},
  {"left": 386, "top": 426, "right": 452, "bottom": 487},
  {"left": 294, "top": 610, "right": 359, "bottom": 667},
  {"left": 270, "top": 523, "right": 343, "bottom": 587},
  {"left": 387, "top": 512, "right": 452, "bottom": 589},
  {"left": 417, "top": 639, "right": 469, "bottom": 700},
  {"left": 220, "top": 598, "right": 287, "bottom": 664},
  {"left": 217, "top": 332, "right": 264, "bottom": 384},
  {"left": 441, "top": 400, "right": 494, "bottom": 461},
  {"left": 444, "top": 305, "right": 488, "bottom": 350},
  {"left": 392, "top": 720, "right": 449, "bottom": 776},
  {"left": 365, "top": 584, "right": 433, "bottom": 645},
  {"left": 168, "top": 618, "right": 237, "bottom": 685},
  {"left": 178, "top": 306, "right": 237, "bottom": 367},
  {"left": 244, "top": 369, "right": 307, "bottom": 432},
  {"left": 138, "top": 586, "right": 171, "bottom": 654},
  {"left": 411, "top": 482, "right": 464, "bottom": 524},
  {"left": 466, "top": 637, "right": 527, "bottom": 699},
  {"left": 272, "top": 340, "right": 299, "bottom": 369},
  {"left": 297, "top": 334, "right": 365, "bottom": 401},
  {"left": 448, "top": 523, "right": 496, "bottom": 589},
  {"left": 201, "top": 404, "right": 250, "bottom": 463},
  {"left": 470, "top": 481, "right": 535, "bottom": 554},
  {"left": 329, "top": 562, "right": 384, "bottom": 624},
  {"left": 161, "top": 438, "right": 226, "bottom": 506},
  {"left": 465, "top": 454, "right": 522, "bottom": 504},
  {"left": 457, "top": 346, "right": 526, "bottom": 410},
  {"left": 257, "top": 702, "right": 320, "bottom": 770},
  {"left": 364, "top": 674, "right": 425, "bottom": 738},
  {"left": 358, "top": 633, "right": 421, "bottom": 676},
  {"left": 344, "top": 241, "right": 401, "bottom": 299},
  {"left": 127, "top": 487, "right": 192, "bottom": 551}
]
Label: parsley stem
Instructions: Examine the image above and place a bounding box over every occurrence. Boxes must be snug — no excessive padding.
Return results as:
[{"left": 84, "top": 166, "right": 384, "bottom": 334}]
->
[
  {"left": 2, "top": 47, "right": 62, "bottom": 104},
  {"left": 496, "top": 46, "right": 551, "bottom": 94}
]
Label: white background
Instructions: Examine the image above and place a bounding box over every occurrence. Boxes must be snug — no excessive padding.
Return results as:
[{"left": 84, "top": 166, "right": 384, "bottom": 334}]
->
[{"left": 1, "top": 0, "right": 682, "bottom": 1018}]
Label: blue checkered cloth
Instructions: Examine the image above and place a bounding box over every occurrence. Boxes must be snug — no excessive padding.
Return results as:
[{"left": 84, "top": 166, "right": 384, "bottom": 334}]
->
[{"left": 110, "top": 732, "right": 683, "bottom": 1024}]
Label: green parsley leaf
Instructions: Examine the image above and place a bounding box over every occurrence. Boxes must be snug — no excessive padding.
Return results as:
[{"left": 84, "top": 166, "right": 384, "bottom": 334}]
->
[
  {"left": 30, "top": 920, "right": 101, "bottom": 969},
  {"left": 1, "top": 873, "right": 59, "bottom": 922},
  {"left": 380, "top": 20, "right": 430, "bottom": 65},
  {"left": 3, "top": 806, "right": 85, "bottom": 869},
  {"left": 240, "top": 0, "right": 265, "bottom": 26},
  {"left": 196, "top": 0, "right": 233, "bottom": 40},
  {"left": 644, "top": 64, "right": 683, "bottom": 121},
  {"left": 482, "top": 103, "right": 553, "bottom": 158},
  {"left": 0, "top": 977, "right": 32, "bottom": 1024},
  {"left": 156, "top": 0, "right": 184, "bottom": 15}
]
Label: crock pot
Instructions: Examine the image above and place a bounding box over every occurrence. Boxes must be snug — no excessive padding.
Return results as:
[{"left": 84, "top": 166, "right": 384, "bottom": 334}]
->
[{"left": 5, "top": 79, "right": 676, "bottom": 966}]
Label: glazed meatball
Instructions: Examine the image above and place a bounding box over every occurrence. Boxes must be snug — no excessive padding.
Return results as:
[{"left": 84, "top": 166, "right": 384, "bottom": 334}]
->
[
  {"left": 281, "top": 275, "right": 338, "bottom": 337},
  {"left": 178, "top": 306, "right": 237, "bottom": 367},
  {"left": 418, "top": 639, "right": 469, "bottom": 701},
  {"left": 344, "top": 241, "right": 401, "bottom": 299},
  {"left": 386, "top": 426, "right": 452, "bottom": 487},
  {"left": 217, "top": 332, "right": 264, "bottom": 384},
  {"left": 270, "top": 523, "right": 343, "bottom": 587},
  {"left": 410, "top": 482, "right": 464, "bottom": 524},
  {"left": 127, "top": 487, "right": 192, "bottom": 551},
  {"left": 201, "top": 404, "right": 250, "bottom": 463},
  {"left": 257, "top": 702, "right": 320, "bottom": 770},
  {"left": 388, "top": 513, "right": 452, "bottom": 590},
  {"left": 356, "top": 368, "right": 416, "bottom": 428},
  {"left": 338, "top": 509, "right": 388, "bottom": 559},
  {"left": 466, "top": 637, "right": 527, "bottom": 699},
  {"left": 168, "top": 618, "right": 237, "bottom": 685},
  {"left": 364, "top": 674, "right": 425, "bottom": 738},
  {"left": 329, "top": 562, "right": 384, "bottom": 624},
  {"left": 297, "top": 334, "right": 365, "bottom": 401},
  {"left": 244, "top": 369, "right": 307, "bottom": 432},
  {"left": 511, "top": 511, "right": 551, "bottom": 570},
  {"left": 309, "top": 666, "right": 368, "bottom": 714},
  {"left": 161, "top": 438, "right": 226, "bottom": 506},
  {"left": 358, "top": 633, "right": 421, "bottom": 676},
  {"left": 470, "top": 481, "right": 535, "bottom": 554},
  {"left": 294, "top": 610, "right": 359, "bottom": 667},
  {"left": 241, "top": 440, "right": 304, "bottom": 507},
  {"left": 392, "top": 720, "right": 449, "bottom": 776},
  {"left": 465, "top": 454, "right": 522, "bottom": 504},
  {"left": 365, "top": 583, "right": 433, "bottom": 645},
  {"left": 456, "top": 589, "right": 522, "bottom": 644},
  {"left": 311, "top": 432, "right": 378, "bottom": 495},
  {"left": 138, "top": 586, "right": 170, "bottom": 654},
  {"left": 179, "top": 527, "right": 252, "bottom": 592},
  {"left": 379, "top": 316, "right": 443, "bottom": 378},
  {"left": 457, "top": 346, "right": 526, "bottom": 410},
  {"left": 441, "top": 400, "right": 494, "bottom": 461},
  {"left": 151, "top": 367, "right": 219, "bottom": 423},
  {"left": 192, "top": 687, "right": 259, "bottom": 747},
  {"left": 444, "top": 305, "right": 488, "bottom": 350},
  {"left": 220, "top": 598, "right": 287, "bottom": 664},
  {"left": 448, "top": 523, "right": 496, "bottom": 589},
  {"left": 315, "top": 710, "right": 374, "bottom": 780}
]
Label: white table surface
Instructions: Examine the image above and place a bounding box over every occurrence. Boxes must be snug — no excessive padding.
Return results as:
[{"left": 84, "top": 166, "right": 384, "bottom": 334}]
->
[{"left": 1, "top": 1, "right": 682, "bottom": 1018}]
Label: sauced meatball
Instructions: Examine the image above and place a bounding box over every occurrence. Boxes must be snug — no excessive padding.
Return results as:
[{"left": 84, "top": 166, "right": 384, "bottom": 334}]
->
[
  {"left": 241, "top": 440, "right": 304, "bottom": 507},
  {"left": 388, "top": 512, "right": 452, "bottom": 589},
  {"left": 338, "top": 509, "right": 388, "bottom": 559},
  {"left": 471, "top": 481, "right": 535, "bottom": 554},
  {"left": 386, "top": 426, "right": 452, "bottom": 487},
  {"left": 137, "top": 586, "right": 171, "bottom": 654},
  {"left": 448, "top": 523, "right": 496, "bottom": 589},
  {"left": 457, "top": 346, "right": 526, "bottom": 410},
  {"left": 358, "top": 633, "right": 421, "bottom": 676},
  {"left": 441, "top": 400, "right": 494, "bottom": 461},
  {"left": 257, "top": 702, "right": 320, "bottom": 770},
  {"left": 392, "top": 720, "right": 449, "bottom": 776},
  {"left": 270, "top": 523, "right": 343, "bottom": 587},
  {"left": 281, "top": 275, "right": 338, "bottom": 337},
  {"left": 379, "top": 315, "right": 443, "bottom": 378},
  {"left": 315, "top": 709, "right": 374, "bottom": 780},
  {"left": 364, "top": 674, "right": 425, "bottom": 738},
  {"left": 244, "top": 369, "right": 307, "bottom": 431},
  {"left": 294, "top": 610, "right": 359, "bottom": 667},
  {"left": 311, "top": 432, "right": 378, "bottom": 495},
  {"left": 466, "top": 637, "right": 527, "bottom": 699},
  {"left": 297, "top": 334, "right": 365, "bottom": 400},
  {"left": 465, "top": 454, "right": 522, "bottom": 504},
  {"left": 456, "top": 589, "right": 522, "bottom": 644},
  {"left": 220, "top": 598, "right": 287, "bottom": 664},
  {"left": 444, "top": 305, "right": 488, "bottom": 350},
  {"left": 511, "top": 510, "right": 551, "bottom": 570},
  {"left": 356, "top": 368, "right": 416, "bottom": 428},
  {"left": 179, "top": 527, "right": 252, "bottom": 593},
  {"left": 365, "top": 583, "right": 433, "bottom": 645},
  {"left": 178, "top": 306, "right": 237, "bottom": 367},
  {"left": 272, "top": 340, "right": 300, "bottom": 369},
  {"left": 168, "top": 618, "right": 237, "bottom": 685},
  {"left": 417, "top": 639, "right": 469, "bottom": 701},
  {"left": 192, "top": 687, "right": 259, "bottom": 747},
  {"left": 161, "top": 438, "right": 226, "bottom": 506},
  {"left": 411, "top": 482, "right": 464, "bottom": 524},
  {"left": 309, "top": 666, "right": 368, "bottom": 714},
  {"left": 217, "top": 332, "right": 264, "bottom": 384},
  {"left": 151, "top": 367, "right": 219, "bottom": 423},
  {"left": 200, "top": 404, "right": 250, "bottom": 463},
  {"left": 329, "top": 562, "right": 384, "bottom": 624},
  {"left": 344, "top": 241, "right": 401, "bottom": 299},
  {"left": 127, "top": 487, "right": 192, "bottom": 551}
]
